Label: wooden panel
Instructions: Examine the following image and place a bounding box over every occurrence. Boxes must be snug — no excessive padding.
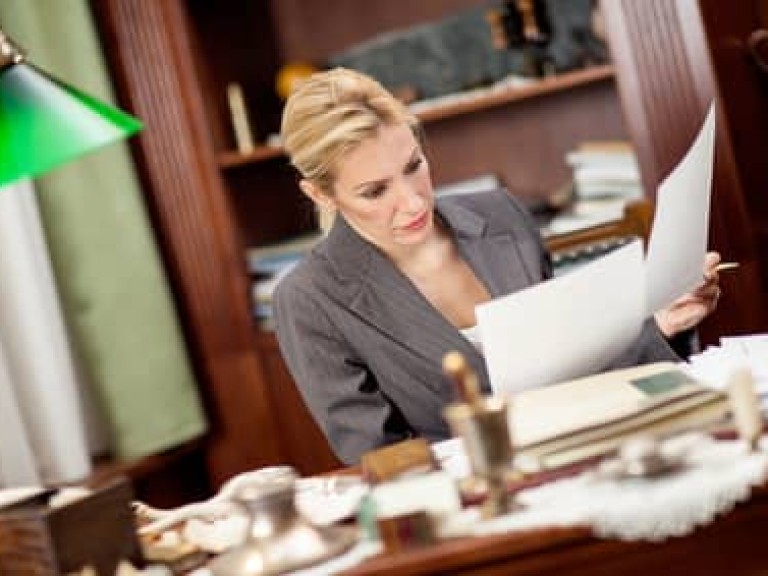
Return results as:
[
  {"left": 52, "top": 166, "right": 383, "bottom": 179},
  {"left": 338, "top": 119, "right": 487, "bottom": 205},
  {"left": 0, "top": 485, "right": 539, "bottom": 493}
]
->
[
  {"left": 92, "top": 0, "right": 285, "bottom": 486},
  {"left": 601, "top": 0, "right": 768, "bottom": 342},
  {"left": 600, "top": 0, "right": 705, "bottom": 193},
  {"left": 257, "top": 333, "right": 342, "bottom": 476},
  {"left": 697, "top": 1, "right": 768, "bottom": 245}
]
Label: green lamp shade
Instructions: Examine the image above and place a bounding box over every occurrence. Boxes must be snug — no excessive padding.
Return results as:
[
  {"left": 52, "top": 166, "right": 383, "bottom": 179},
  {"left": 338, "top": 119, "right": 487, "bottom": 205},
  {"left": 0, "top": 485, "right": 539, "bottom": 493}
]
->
[{"left": 0, "top": 62, "right": 142, "bottom": 187}]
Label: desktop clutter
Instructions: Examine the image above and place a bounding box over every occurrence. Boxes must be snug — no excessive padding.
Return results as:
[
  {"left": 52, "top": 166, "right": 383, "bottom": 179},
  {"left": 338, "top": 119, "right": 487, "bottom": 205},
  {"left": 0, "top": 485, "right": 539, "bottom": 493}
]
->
[{"left": 2, "top": 347, "right": 767, "bottom": 576}]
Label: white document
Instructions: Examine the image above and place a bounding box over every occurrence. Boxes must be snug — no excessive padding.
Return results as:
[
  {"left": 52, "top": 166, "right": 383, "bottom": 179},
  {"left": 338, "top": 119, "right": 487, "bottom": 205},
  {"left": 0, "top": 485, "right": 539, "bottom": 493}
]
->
[
  {"left": 720, "top": 334, "right": 768, "bottom": 381},
  {"left": 646, "top": 103, "right": 716, "bottom": 313},
  {"left": 476, "top": 240, "right": 646, "bottom": 395},
  {"left": 685, "top": 333, "right": 768, "bottom": 411}
]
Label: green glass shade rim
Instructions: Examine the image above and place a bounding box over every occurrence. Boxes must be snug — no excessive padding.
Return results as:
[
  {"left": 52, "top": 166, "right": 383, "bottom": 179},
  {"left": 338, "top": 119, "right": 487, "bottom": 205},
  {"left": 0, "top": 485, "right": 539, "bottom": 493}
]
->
[{"left": 0, "top": 63, "right": 143, "bottom": 187}]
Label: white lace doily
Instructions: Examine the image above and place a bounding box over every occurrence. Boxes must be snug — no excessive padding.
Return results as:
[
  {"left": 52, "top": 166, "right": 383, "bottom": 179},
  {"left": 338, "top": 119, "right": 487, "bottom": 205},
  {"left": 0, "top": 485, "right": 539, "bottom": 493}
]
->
[{"left": 441, "top": 434, "right": 768, "bottom": 542}]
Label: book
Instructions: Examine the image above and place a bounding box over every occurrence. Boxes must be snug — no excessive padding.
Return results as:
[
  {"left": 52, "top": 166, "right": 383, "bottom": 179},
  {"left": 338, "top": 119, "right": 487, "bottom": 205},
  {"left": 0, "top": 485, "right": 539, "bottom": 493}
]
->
[
  {"left": 510, "top": 362, "right": 731, "bottom": 472},
  {"left": 245, "top": 232, "right": 322, "bottom": 276},
  {"left": 226, "top": 82, "right": 255, "bottom": 153},
  {"left": 565, "top": 140, "right": 642, "bottom": 200}
]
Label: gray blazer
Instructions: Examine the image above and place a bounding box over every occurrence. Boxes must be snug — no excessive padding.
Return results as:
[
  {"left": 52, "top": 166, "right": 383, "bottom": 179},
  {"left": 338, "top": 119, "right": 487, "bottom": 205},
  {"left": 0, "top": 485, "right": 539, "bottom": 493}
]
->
[{"left": 274, "top": 190, "right": 680, "bottom": 465}]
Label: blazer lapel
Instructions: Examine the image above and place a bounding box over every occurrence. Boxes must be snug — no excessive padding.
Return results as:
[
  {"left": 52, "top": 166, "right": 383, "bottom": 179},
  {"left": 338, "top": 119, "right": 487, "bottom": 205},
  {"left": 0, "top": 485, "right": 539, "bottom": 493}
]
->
[
  {"left": 439, "top": 197, "right": 539, "bottom": 298},
  {"left": 458, "top": 234, "right": 536, "bottom": 298}
]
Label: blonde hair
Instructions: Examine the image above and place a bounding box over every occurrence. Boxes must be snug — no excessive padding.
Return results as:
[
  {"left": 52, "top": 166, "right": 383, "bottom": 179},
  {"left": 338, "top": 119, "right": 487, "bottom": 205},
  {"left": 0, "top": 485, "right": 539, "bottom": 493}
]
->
[{"left": 280, "top": 68, "right": 420, "bottom": 230}]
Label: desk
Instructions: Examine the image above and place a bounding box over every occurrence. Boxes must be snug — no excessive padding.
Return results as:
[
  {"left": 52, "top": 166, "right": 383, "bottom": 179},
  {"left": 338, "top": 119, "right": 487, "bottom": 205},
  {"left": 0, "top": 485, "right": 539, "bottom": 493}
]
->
[{"left": 343, "top": 484, "right": 768, "bottom": 575}]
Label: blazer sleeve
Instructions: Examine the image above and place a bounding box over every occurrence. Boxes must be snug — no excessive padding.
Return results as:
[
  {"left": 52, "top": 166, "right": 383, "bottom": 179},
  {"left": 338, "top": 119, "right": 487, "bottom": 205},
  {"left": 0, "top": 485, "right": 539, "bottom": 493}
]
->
[
  {"left": 603, "top": 318, "right": 682, "bottom": 370},
  {"left": 273, "top": 277, "right": 412, "bottom": 465}
]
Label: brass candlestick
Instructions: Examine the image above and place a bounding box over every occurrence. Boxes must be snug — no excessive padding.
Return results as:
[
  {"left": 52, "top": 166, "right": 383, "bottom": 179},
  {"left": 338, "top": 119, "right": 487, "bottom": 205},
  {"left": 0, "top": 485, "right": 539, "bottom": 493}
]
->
[{"left": 442, "top": 352, "right": 516, "bottom": 518}]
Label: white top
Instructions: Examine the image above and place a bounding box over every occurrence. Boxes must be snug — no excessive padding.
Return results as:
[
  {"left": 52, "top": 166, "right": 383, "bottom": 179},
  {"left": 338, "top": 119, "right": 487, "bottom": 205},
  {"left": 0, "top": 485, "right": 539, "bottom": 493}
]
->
[{"left": 460, "top": 324, "right": 483, "bottom": 354}]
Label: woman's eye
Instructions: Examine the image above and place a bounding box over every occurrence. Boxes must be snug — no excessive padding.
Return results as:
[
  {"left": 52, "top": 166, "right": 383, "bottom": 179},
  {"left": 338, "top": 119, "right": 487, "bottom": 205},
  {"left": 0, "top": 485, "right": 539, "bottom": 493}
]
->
[
  {"left": 405, "top": 157, "right": 423, "bottom": 174},
  {"left": 361, "top": 185, "right": 386, "bottom": 199}
]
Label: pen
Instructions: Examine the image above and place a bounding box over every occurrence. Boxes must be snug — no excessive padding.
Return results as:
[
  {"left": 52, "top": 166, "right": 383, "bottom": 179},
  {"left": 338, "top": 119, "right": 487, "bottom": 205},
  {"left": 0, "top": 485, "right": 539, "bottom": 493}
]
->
[{"left": 715, "top": 262, "right": 740, "bottom": 272}]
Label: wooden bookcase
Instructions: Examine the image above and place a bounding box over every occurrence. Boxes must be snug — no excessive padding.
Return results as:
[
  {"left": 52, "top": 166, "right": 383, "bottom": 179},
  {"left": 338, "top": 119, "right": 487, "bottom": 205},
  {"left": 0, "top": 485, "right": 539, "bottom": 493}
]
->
[{"left": 91, "top": 0, "right": 629, "bottom": 489}]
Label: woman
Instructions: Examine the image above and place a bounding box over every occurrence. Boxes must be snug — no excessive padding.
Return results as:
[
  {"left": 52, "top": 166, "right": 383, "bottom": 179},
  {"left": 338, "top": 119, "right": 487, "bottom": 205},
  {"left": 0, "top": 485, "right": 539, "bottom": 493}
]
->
[{"left": 274, "top": 68, "right": 721, "bottom": 465}]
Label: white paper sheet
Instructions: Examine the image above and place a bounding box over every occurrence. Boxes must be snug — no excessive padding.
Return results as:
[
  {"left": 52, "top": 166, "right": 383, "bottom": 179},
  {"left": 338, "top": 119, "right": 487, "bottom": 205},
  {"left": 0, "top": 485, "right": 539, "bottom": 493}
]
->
[
  {"left": 646, "top": 103, "right": 716, "bottom": 313},
  {"left": 476, "top": 240, "right": 646, "bottom": 395},
  {"left": 720, "top": 334, "right": 768, "bottom": 381}
]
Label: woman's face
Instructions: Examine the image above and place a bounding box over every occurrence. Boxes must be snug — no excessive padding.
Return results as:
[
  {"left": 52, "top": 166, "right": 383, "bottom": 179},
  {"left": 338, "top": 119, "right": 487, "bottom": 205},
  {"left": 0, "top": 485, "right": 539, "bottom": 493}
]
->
[{"left": 327, "top": 123, "right": 435, "bottom": 257}]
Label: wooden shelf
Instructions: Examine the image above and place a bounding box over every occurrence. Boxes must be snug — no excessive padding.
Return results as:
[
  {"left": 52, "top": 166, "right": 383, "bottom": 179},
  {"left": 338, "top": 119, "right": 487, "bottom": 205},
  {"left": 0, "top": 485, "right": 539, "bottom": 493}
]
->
[
  {"left": 217, "top": 145, "right": 285, "bottom": 169},
  {"left": 414, "top": 64, "right": 615, "bottom": 123},
  {"left": 215, "top": 65, "right": 615, "bottom": 171}
]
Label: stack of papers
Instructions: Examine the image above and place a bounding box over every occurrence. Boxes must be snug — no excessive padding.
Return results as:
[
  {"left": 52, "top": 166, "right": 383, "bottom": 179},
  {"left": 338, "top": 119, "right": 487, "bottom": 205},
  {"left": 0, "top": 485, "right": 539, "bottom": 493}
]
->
[
  {"left": 684, "top": 334, "right": 768, "bottom": 411},
  {"left": 511, "top": 362, "right": 730, "bottom": 472}
]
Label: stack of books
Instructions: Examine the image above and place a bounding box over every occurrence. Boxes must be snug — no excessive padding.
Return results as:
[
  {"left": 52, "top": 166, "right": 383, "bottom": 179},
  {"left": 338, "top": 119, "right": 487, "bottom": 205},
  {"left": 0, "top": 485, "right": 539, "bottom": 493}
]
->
[
  {"left": 246, "top": 232, "right": 322, "bottom": 328},
  {"left": 565, "top": 140, "right": 643, "bottom": 201},
  {"left": 511, "top": 362, "right": 731, "bottom": 472},
  {"left": 538, "top": 141, "right": 643, "bottom": 240}
]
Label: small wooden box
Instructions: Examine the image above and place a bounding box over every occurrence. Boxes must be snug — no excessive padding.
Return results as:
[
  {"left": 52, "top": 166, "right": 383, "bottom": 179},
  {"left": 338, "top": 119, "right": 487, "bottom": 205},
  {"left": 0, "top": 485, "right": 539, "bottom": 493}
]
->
[
  {"left": 0, "top": 477, "right": 143, "bottom": 575},
  {"left": 360, "top": 438, "right": 438, "bottom": 484}
]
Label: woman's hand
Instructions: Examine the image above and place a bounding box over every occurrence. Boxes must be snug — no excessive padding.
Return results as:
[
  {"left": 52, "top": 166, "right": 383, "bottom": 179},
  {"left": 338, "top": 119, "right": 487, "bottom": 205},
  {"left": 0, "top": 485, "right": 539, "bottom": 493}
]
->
[{"left": 654, "top": 251, "right": 722, "bottom": 338}]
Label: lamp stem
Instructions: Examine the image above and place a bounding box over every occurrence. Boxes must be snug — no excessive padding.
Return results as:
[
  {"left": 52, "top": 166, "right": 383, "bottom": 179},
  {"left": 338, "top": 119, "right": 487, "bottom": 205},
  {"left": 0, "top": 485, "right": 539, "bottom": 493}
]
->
[{"left": 0, "top": 29, "right": 25, "bottom": 71}]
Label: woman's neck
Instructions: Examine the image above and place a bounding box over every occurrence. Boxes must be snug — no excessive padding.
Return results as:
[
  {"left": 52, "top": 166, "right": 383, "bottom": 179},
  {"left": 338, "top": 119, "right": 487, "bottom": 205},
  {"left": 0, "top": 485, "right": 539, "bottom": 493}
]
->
[
  {"left": 391, "top": 219, "right": 455, "bottom": 279},
  {"left": 391, "top": 217, "right": 491, "bottom": 329}
]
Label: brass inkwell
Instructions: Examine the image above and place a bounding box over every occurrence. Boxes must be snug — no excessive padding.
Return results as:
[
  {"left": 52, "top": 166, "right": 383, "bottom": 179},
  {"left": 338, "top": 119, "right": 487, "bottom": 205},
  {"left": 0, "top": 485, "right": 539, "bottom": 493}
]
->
[{"left": 207, "top": 467, "right": 356, "bottom": 576}]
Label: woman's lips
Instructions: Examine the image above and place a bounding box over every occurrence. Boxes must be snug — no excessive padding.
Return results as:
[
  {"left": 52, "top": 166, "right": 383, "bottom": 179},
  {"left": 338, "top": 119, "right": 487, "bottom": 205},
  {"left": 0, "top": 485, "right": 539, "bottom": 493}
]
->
[{"left": 402, "top": 211, "right": 428, "bottom": 231}]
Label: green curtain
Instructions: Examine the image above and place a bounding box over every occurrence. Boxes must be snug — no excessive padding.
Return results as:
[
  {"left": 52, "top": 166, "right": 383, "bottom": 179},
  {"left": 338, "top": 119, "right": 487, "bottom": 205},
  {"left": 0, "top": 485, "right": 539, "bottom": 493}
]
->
[{"left": 0, "top": 1, "right": 207, "bottom": 459}]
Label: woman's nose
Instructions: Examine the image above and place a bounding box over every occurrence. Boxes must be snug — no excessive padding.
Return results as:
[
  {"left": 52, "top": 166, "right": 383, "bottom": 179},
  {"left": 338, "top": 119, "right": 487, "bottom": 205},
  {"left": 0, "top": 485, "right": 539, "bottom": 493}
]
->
[{"left": 397, "top": 185, "right": 424, "bottom": 212}]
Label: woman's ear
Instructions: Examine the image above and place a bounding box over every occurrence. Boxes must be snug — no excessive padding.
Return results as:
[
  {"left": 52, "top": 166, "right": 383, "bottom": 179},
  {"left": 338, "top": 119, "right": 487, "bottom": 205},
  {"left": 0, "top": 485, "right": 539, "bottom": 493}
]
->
[{"left": 299, "top": 179, "right": 335, "bottom": 210}]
